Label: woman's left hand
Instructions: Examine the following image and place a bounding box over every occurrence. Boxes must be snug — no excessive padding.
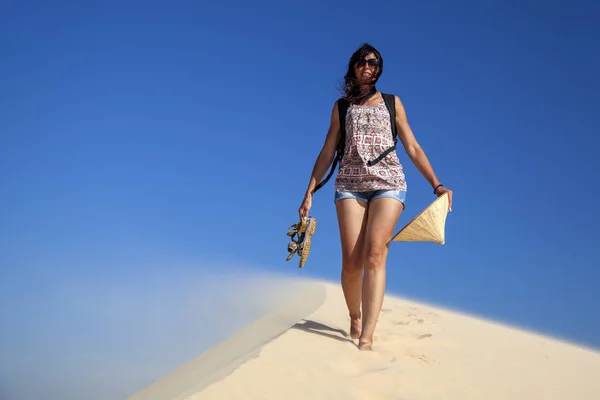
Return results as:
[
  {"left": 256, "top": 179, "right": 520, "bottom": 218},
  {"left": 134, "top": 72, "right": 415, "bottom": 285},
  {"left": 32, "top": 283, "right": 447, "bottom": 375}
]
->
[{"left": 435, "top": 185, "right": 453, "bottom": 210}]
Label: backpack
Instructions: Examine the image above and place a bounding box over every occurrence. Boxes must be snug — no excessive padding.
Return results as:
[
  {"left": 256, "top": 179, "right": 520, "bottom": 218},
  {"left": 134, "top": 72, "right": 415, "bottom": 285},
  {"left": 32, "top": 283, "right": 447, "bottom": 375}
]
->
[{"left": 312, "top": 92, "right": 398, "bottom": 194}]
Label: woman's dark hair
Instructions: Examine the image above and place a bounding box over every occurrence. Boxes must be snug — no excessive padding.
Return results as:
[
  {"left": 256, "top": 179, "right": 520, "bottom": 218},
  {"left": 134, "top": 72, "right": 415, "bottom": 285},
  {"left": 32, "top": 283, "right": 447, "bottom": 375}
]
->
[{"left": 340, "top": 43, "right": 384, "bottom": 105}]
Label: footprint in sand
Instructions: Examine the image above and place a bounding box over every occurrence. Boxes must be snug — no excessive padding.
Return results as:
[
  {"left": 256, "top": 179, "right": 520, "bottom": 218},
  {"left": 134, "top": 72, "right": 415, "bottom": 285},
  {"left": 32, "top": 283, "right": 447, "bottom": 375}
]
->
[
  {"left": 394, "top": 317, "right": 425, "bottom": 326},
  {"left": 408, "top": 352, "right": 440, "bottom": 364},
  {"left": 410, "top": 353, "right": 430, "bottom": 363}
]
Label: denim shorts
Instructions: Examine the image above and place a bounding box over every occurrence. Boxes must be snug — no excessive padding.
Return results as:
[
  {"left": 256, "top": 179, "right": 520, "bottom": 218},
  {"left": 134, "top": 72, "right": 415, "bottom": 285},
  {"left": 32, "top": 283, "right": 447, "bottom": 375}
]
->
[{"left": 334, "top": 189, "right": 406, "bottom": 209}]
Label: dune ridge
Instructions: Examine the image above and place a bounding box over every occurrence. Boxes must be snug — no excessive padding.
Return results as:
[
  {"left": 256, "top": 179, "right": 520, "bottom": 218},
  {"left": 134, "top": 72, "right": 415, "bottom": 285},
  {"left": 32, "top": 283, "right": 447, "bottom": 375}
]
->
[
  {"left": 134, "top": 278, "right": 600, "bottom": 400},
  {"left": 191, "top": 280, "right": 600, "bottom": 400}
]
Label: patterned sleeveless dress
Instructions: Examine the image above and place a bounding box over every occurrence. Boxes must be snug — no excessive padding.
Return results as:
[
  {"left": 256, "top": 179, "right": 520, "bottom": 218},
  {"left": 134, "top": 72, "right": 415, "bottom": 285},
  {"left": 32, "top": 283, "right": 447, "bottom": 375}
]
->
[{"left": 334, "top": 98, "right": 407, "bottom": 192}]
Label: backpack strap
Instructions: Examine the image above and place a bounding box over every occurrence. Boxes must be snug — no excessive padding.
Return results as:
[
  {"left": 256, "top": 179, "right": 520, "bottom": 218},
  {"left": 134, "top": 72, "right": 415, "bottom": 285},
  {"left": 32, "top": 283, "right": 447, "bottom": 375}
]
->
[
  {"left": 313, "top": 97, "right": 348, "bottom": 194},
  {"left": 366, "top": 93, "right": 398, "bottom": 166},
  {"left": 382, "top": 93, "right": 398, "bottom": 141},
  {"left": 336, "top": 97, "right": 350, "bottom": 156}
]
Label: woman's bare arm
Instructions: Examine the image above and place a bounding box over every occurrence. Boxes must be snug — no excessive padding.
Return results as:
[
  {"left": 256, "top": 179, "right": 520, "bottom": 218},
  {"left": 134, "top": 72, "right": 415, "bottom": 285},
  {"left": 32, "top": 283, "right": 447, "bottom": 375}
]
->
[
  {"left": 394, "top": 95, "right": 452, "bottom": 208},
  {"left": 303, "top": 100, "right": 341, "bottom": 197},
  {"left": 394, "top": 95, "right": 441, "bottom": 189},
  {"left": 298, "top": 101, "right": 341, "bottom": 218}
]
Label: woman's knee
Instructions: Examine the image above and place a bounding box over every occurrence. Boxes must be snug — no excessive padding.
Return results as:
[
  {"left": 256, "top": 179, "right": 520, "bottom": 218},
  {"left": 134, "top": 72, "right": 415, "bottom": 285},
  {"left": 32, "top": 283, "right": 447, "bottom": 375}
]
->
[
  {"left": 364, "top": 243, "right": 387, "bottom": 270},
  {"left": 342, "top": 253, "right": 363, "bottom": 272}
]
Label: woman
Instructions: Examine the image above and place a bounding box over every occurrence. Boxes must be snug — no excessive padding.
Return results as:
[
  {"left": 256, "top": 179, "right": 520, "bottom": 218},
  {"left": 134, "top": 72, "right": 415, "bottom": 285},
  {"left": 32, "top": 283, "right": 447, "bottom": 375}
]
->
[{"left": 298, "top": 43, "right": 453, "bottom": 351}]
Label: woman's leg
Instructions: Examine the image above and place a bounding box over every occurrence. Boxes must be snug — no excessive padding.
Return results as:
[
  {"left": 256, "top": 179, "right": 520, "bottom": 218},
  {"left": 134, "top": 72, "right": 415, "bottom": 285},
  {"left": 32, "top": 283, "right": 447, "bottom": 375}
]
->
[
  {"left": 335, "top": 197, "right": 368, "bottom": 339},
  {"left": 359, "top": 197, "right": 404, "bottom": 350}
]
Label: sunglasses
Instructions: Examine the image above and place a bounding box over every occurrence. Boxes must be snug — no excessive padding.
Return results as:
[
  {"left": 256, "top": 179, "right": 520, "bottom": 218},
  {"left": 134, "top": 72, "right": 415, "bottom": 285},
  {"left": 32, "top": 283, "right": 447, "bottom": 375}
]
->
[{"left": 356, "top": 58, "right": 380, "bottom": 68}]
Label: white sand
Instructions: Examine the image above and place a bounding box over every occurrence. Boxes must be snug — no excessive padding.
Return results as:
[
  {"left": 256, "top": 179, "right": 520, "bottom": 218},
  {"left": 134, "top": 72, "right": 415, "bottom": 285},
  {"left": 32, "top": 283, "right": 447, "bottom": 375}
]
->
[{"left": 132, "top": 279, "right": 600, "bottom": 400}]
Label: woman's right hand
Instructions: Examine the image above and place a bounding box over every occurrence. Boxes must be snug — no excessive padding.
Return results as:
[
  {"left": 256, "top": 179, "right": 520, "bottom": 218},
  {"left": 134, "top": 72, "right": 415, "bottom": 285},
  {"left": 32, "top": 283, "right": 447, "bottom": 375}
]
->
[{"left": 298, "top": 194, "right": 312, "bottom": 220}]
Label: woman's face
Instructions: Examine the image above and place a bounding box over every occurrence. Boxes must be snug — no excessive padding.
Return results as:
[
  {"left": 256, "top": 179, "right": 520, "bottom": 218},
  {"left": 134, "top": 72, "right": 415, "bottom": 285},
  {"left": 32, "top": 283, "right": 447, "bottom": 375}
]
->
[{"left": 354, "top": 52, "right": 380, "bottom": 85}]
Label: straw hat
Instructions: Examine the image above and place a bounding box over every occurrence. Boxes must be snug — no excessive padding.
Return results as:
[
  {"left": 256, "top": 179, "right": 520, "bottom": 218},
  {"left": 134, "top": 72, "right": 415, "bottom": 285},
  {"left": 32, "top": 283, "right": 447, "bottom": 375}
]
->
[{"left": 392, "top": 192, "right": 450, "bottom": 244}]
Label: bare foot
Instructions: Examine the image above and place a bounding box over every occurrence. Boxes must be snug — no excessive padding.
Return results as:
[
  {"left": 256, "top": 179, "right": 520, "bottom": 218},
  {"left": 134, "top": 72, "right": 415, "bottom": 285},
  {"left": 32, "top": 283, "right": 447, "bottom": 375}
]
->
[
  {"left": 350, "top": 317, "right": 362, "bottom": 340},
  {"left": 358, "top": 339, "right": 373, "bottom": 351}
]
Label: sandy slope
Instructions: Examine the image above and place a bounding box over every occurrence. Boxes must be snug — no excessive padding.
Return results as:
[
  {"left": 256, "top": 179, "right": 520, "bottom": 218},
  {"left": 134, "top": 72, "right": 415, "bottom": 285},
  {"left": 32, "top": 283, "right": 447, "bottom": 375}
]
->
[
  {"left": 134, "top": 279, "right": 600, "bottom": 400},
  {"left": 128, "top": 278, "right": 327, "bottom": 400}
]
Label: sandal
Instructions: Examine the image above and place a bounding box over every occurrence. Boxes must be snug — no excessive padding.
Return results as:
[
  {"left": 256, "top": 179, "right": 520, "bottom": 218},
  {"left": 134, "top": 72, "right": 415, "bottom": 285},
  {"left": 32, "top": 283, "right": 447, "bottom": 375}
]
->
[{"left": 286, "top": 216, "right": 317, "bottom": 268}]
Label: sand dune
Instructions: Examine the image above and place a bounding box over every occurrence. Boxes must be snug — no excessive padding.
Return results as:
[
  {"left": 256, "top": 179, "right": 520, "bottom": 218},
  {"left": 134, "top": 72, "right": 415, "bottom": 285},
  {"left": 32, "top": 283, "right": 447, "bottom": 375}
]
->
[{"left": 131, "top": 279, "right": 600, "bottom": 400}]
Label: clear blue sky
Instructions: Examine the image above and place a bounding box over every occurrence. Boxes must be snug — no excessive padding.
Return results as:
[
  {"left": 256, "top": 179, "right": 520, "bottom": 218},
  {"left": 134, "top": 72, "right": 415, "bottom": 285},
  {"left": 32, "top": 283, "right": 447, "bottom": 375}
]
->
[{"left": 1, "top": 0, "right": 599, "bottom": 397}]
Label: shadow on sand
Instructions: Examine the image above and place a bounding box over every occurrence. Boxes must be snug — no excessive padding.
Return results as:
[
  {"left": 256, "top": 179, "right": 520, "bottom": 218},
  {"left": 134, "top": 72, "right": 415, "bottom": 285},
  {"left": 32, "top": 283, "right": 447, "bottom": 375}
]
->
[{"left": 291, "top": 319, "right": 355, "bottom": 344}]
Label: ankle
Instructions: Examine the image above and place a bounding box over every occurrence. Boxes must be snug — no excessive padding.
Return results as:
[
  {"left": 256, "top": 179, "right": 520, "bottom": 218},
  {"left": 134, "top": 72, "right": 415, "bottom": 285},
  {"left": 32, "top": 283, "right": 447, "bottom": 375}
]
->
[
  {"left": 349, "top": 311, "right": 361, "bottom": 320},
  {"left": 359, "top": 335, "right": 373, "bottom": 345}
]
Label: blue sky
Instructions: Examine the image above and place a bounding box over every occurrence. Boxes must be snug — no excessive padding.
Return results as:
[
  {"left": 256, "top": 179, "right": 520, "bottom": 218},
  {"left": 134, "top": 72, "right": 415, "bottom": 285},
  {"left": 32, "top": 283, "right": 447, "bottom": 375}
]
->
[{"left": 1, "top": 0, "right": 599, "bottom": 398}]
